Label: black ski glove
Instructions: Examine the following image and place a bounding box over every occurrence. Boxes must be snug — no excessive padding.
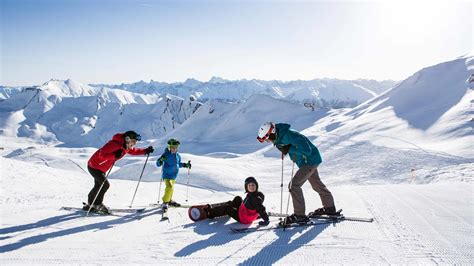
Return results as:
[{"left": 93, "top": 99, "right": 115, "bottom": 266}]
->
[
  {"left": 114, "top": 149, "right": 123, "bottom": 158},
  {"left": 183, "top": 161, "right": 192, "bottom": 169},
  {"left": 158, "top": 155, "right": 167, "bottom": 163},
  {"left": 144, "top": 146, "right": 154, "bottom": 155},
  {"left": 277, "top": 144, "right": 291, "bottom": 156},
  {"left": 258, "top": 220, "right": 270, "bottom": 226}
]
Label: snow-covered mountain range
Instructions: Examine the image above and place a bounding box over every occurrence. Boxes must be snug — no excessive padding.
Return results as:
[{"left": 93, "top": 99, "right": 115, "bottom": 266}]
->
[
  {"left": 0, "top": 79, "right": 201, "bottom": 146},
  {"left": 0, "top": 76, "right": 395, "bottom": 148},
  {"left": 93, "top": 77, "right": 396, "bottom": 108}
]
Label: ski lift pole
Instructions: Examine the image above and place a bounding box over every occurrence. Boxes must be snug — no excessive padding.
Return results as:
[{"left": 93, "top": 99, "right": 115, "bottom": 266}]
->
[
  {"left": 129, "top": 153, "right": 150, "bottom": 207},
  {"left": 185, "top": 160, "right": 191, "bottom": 202}
]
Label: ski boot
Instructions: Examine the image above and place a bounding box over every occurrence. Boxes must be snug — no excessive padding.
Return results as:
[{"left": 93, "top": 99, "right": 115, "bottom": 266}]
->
[
  {"left": 82, "top": 203, "right": 96, "bottom": 212},
  {"left": 308, "top": 206, "right": 338, "bottom": 218},
  {"left": 93, "top": 203, "right": 111, "bottom": 214},
  {"left": 278, "top": 214, "right": 309, "bottom": 227},
  {"left": 168, "top": 200, "right": 181, "bottom": 207}
]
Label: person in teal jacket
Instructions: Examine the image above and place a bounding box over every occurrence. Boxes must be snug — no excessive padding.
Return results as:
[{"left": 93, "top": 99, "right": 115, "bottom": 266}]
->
[
  {"left": 156, "top": 139, "right": 191, "bottom": 207},
  {"left": 257, "top": 122, "right": 337, "bottom": 225}
]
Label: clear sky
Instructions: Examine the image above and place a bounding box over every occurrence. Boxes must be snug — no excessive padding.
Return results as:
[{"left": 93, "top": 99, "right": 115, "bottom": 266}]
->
[{"left": 1, "top": 0, "right": 472, "bottom": 86}]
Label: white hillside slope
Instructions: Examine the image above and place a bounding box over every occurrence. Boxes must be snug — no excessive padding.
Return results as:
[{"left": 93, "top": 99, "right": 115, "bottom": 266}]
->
[
  {"left": 312, "top": 55, "right": 473, "bottom": 157},
  {"left": 289, "top": 56, "right": 474, "bottom": 185},
  {"left": 0, "top": 152, "right": 472, "bottom": 264},
  {"left": 0, "top": 55, "right": 472, "bottom": 264},
  {"left": 0, "top": 80, "right": 201, "bottom": 147},
  {"left": 151, "top": 94, "right": 329, "bottom": 155}
]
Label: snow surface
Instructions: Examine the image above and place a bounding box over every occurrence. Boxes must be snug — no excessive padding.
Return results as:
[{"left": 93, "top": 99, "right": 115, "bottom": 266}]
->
[
  {"left": 0, "top": 146, "right": 472, "bottom": 264},
  {"left": 1, "top": 55, "right": 473, "bottom": 264}
]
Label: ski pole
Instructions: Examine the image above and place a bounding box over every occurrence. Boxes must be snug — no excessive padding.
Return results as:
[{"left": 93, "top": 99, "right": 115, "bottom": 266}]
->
[
  {"left": 129, "top": 153, "right": 150, "bottom": 207},
  {"left": 157, "top": 176, "right": 163, "bottom": 204},
  {"left": 283, "top": 161, "right": 295, "bottom": 227},
  {"left": 185, "top": 160, "right": 191, "bottom": 202},
  {"left": 280, "top": 155, "right": 284, "bottom": 215},
  {"left": 283, "top": 162, "right": 295, "bottom": 231},
  {"left": 87, "top": 163, "right": 115, "bottom": 216}
]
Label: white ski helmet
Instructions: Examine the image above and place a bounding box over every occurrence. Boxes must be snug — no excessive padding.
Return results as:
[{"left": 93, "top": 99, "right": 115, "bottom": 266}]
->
[{"left": 257, "top": 122, "right": 275, "bottom": 143}]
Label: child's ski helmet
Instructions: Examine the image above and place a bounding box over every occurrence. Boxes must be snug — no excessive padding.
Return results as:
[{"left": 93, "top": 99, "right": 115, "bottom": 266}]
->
[
  {"left": 244, "top": 176, "right": 259, "bottom": 192},
  {"left": 167, "top": 138, "right": 180, "bottom": 148}
]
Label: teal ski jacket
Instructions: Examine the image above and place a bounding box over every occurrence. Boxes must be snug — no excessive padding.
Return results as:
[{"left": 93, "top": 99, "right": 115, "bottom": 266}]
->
[{"left": 274, "top": 123, "right": 322, "bottom": 167}]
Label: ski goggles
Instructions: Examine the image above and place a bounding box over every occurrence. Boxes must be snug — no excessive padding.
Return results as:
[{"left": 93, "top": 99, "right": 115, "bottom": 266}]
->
[
  {"left": 257, "top": 126, "right": 274, "bottom": 143},
  {"left": 257, "top": 135, "right": 269, "bottom": 143}
]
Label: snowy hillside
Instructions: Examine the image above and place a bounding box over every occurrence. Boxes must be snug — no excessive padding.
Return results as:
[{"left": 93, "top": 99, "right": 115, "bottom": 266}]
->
[
  {"left": 151, "top": 94, "right": 329, "bottom": 155},
  {"left": 303, "top": 55, "right": 474, "bottom": 156},
  {"left": 0, "top": 76, "right": 394, "bottom": 148},
  {"left": 0, "top": 80, "right": 201, "bottom": 147},
  {"left": 0, "top": 145, "right": 472, "bottom": 264},
  {"left": 1, "top": 55, "right": 473, "bottom": 264}
]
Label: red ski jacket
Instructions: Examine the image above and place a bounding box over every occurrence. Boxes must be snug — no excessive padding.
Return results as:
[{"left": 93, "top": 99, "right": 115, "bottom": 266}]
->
[
  {"left": 238, "top": 204, "right": 260, "bottom": 224},
  {"left": 88, "top": 133, "right": 146, "bottom": 173},
  {"left": 238, "top": 192, "right": 269, "bottom": 224}
]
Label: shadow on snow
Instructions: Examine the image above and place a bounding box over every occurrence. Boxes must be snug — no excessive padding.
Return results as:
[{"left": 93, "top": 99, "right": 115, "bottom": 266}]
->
[{"left": 0, "top": 208, "right": 162, "bottom": 253}]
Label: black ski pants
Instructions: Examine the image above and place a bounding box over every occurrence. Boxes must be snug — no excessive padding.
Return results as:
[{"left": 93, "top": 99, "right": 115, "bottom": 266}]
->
[
  {"left": 207, "top": 196, "right": 242, "bottom": 222},
  {"left": 87, "top": 166, "right": 110, "bottom": 205}
]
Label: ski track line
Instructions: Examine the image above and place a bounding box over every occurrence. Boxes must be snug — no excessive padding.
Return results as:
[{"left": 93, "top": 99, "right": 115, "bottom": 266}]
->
[
  {"left": 350, "top": 188, "right": 394, "bottom": 264},
  {"left": 381, "top": 186, "right": 469, "bottom": 264},
  {"left": 215, "top": 229, "right": 270, "bottom": 265},
  {"left": 407, "top": 186, "right": 471, "bottom": 227},
  {"left": 404, "top": 186, "right": 473, "bottom": 263},
  {"left": 378, "top": 186, "right": 451, "bottom": 263},
  {"left": 356, "top": 187, "right": 436, "bottom": 264}
]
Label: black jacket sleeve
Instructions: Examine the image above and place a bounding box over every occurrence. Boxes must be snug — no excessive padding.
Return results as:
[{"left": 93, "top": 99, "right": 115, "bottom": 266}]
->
[{"left": 245, "top": 192, "right": 269, "bottom": 221}]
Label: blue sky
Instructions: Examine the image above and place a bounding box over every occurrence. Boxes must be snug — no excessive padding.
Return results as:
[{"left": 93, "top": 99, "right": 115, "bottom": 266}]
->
[{"left": 1, "top": 0, "right": 472, "bottom": 86}]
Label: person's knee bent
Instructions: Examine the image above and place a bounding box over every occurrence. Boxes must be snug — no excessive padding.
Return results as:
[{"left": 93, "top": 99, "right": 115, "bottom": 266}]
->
[
  {"left": 290, "top": 182, "right": 302, "bottom": 191},
  {"left": 103, "top": 180, "right": 110, "bottom": 191},
  {"left": 232, "top": 196, "right": 242, "bottom": 207}
]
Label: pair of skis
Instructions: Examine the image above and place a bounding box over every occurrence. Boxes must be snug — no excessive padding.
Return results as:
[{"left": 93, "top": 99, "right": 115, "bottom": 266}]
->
[
  {"left": 60, "top": 206, "right": 145, "bottom": 216},
  {"left": 230, "top": 209, "right": 374, "bottom": 233},
  {"left": 148, "top": 202, "right": 192, "bottom": 221}
]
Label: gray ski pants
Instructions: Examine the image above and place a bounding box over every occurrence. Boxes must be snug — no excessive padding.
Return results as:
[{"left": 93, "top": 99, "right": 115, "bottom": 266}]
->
[{"left": 290, "top": 165, "right": 335, "bottom": 216}]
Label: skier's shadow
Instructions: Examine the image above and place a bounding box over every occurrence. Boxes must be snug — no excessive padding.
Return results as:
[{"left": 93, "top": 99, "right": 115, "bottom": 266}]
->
[
  {"left": 0, "top": 208, "right": 162, "bottom": 253},
  {"left": 239, "top": 222, "right": 334, "bottom": 265},
  {"left": 0, "top": 212, "right": 83, "bottom": 236},
  {"left": 174, "top": 217, "right": 247, "bottom": 257}
]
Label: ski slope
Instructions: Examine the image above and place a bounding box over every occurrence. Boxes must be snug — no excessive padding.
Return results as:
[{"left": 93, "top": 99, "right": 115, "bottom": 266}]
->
[
  {"left": 0, "top": 150, "right": 472, "bottom": 264},
  {"left": 1, "top": 55, "right": 473, "bottom": 264}
]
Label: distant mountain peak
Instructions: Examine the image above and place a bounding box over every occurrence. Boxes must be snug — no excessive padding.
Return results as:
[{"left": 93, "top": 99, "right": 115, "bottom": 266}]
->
[{"left": 208, "top": 76, "right": 227, "bottom": 84}]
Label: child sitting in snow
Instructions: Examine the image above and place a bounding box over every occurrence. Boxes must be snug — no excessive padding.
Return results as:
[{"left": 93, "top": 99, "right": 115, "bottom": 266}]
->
[
  {"left": 190, "top": 177, "right": 270, "bottom": 226},
  {"left": 156, "top": 138, "right": 191, "bottom": 208}
]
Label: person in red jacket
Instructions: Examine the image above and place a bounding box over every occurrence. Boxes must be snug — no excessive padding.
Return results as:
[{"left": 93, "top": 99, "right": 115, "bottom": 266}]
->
[
  {"left": 202, "top": 177, "right": 270, "bottom": 226},
  {"left": 84, "top": 130, "right": 154, "bottom": 213}
]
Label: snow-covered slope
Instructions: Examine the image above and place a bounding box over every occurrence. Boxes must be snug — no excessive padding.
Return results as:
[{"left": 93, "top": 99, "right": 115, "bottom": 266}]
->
[
  {"left": 0, "top": 80, "right": 202, "bottom": 147},
  {"left": 1, "top": 55, "right": 472, "bottom": 264},
  {"left": 151, "top": 94, "right": 329, "bottom": 155},
  {"left": 0, "top": 147, "right": 472, "bottom": 264},
  {"left": 303, "top": 55, "right": 474, "bottom": 158}
]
